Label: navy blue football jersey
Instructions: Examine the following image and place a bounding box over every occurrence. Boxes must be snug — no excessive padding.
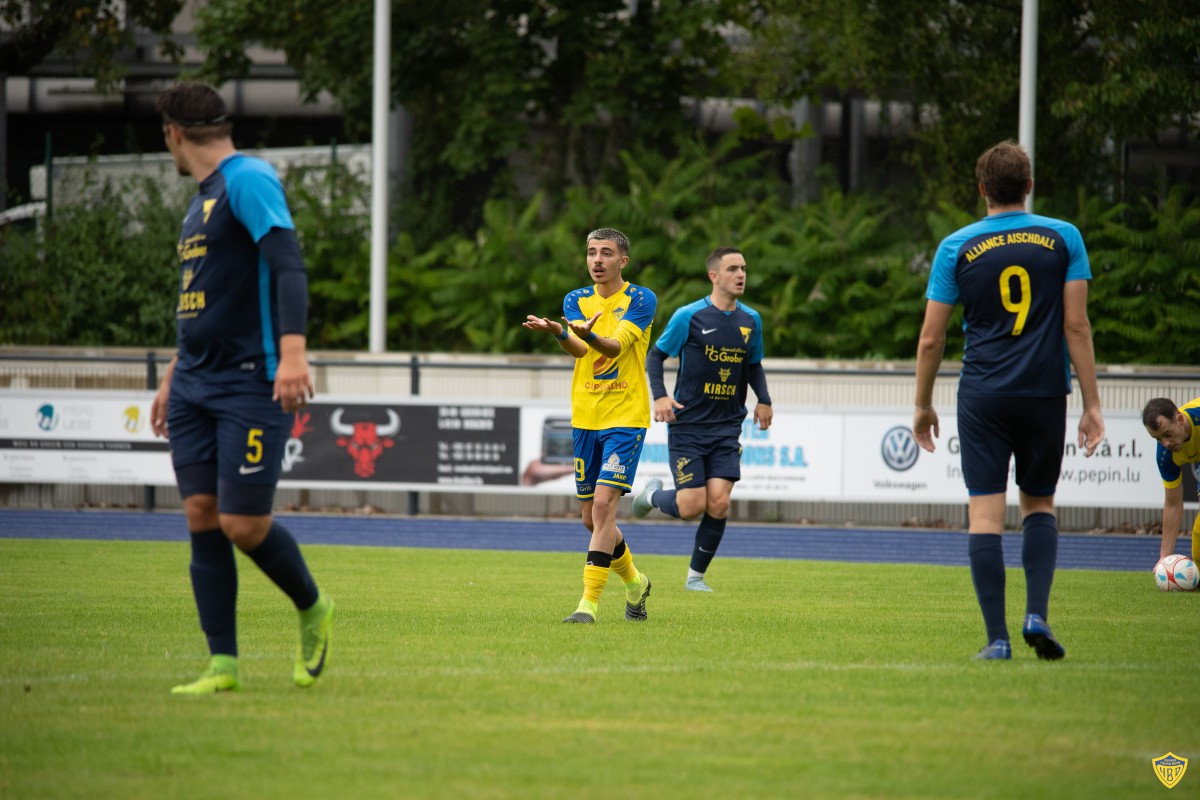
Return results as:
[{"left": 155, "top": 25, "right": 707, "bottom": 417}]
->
[
  {"left": 652, "top": 297, "right": 766, "bottom": 427},
  {"left": 174, "top": 153, "right": 295, "bottom": 381},
  {"left": 926, "top": 210, "right": 1091, "bottom": 397}
]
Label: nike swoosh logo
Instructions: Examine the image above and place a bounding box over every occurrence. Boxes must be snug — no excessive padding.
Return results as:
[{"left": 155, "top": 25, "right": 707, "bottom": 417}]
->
[
  {"left": 306, "top": 633, "right": 329, "bottom": 677},
  {"left": 238, "top": 465, "right": 265, "bottom": 475},
  {"left": 698, "top": 547, "right": 714, "bottom": 553},
  {"left": 701, "top": 328, "right": 717, "bottom": 334}
]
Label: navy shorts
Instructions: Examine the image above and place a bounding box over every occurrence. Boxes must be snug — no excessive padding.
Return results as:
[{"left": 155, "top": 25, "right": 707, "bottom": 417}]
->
[
  {"left": 572, "top": 427, "right": 646, "bottom": 499},
  {"left": 957, "top": 394, "right": 1066, "bottom": 497},
  {"left": 167, "top": 369, "right": 288, "bottom": 515},
  {"left": 667, "top": 422, "right": 742, "bottom": 490}
]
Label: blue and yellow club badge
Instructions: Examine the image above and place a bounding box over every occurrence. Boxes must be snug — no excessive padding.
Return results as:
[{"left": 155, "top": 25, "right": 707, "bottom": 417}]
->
[{"left": 1152, "top": 753, "right": 1188, "bottom": 789}]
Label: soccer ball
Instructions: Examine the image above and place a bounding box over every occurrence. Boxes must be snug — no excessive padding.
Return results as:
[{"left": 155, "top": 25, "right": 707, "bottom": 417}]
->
[{"left": 1154, "top": 555, "right": 1199, "bottom": 592}]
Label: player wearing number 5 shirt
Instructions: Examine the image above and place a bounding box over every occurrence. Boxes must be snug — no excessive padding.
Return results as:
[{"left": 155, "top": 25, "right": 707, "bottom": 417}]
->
[
  {"left": 912, "top": 140, "right": 1104, "bottom": 662},
  {"left": 149, "top": 82, "right": 332, "bottom": 694}
]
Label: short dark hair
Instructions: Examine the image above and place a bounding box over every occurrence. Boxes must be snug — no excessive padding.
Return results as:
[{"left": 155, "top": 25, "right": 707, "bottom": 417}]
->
[
  {"left": 706, "top": 247, "right": 741, "bottom": 273},
  {"left": 1142, "top": 397, "right": 1181, "bottom": 429},
  {"left": 586, "top": 228, "right": 630, "bottom": 255},
  {"left": 156, "top": 82, "right": 232, "bottom": 143},
  {"left": 975, "top": 140, "right": 1031, "bottom": 206}
]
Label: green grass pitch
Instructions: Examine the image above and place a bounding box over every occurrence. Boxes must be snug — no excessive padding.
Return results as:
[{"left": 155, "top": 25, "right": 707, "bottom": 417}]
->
[{"left": 1, "top": 537, "right": 1196, "bottom": 799}]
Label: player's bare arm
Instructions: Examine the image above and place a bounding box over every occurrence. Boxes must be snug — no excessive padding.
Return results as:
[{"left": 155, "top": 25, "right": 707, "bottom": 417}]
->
[
  {"left": 273, "top": 334, "right": 315, "bottom": 414},
  {"left": 913, "top": 300, "right": 952, "bottom": 452},
  {"left": 1063, "top": 280, "right": 1104, "bottom": 456},
  {"left": 150, "top": 355, "right": 178, "bottom": 439}
]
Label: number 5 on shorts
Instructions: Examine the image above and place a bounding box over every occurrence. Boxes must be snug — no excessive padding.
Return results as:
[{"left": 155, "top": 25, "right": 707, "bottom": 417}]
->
[{"left": 246, "top": 428, "right": 264, "bottom": 464}]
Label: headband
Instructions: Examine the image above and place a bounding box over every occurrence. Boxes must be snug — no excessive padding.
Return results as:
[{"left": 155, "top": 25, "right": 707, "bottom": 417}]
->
[{"left": 165, "top": 114, "right": 228, "bottom": 127}]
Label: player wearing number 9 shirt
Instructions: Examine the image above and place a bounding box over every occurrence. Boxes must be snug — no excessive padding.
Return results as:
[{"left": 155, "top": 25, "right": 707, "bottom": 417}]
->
[{"left": 912, "top": 140, "right": 1104, "bottom": 662}]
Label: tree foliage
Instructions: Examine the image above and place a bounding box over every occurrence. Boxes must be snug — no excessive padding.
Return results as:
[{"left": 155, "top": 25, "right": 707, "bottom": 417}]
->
[
  {"left": 194, "top": 0, "right": 743, "bottom": 240},
  {"left": 0, "top": 174, "right": 183, "bottom": 347},
  {"left": 0, "top": 0, "right": 184, "bottom": 86},
  {"left": 731, "top": 0, "right": 1200, "bottom": 207}
]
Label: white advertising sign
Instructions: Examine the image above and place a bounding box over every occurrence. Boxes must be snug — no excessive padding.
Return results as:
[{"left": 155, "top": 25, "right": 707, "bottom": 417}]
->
[
  {"left": 845, "top": 410, "right": 1162, "bottom": 508},
  {"left": 0, "top": 390, "right": 1171, "bottom": 508},
  {"left": 0, "top": 391, "right": 172, "bottom": 485}
]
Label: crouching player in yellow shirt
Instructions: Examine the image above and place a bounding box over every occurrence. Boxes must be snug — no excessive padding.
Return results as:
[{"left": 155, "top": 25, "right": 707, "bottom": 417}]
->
[{"left": 523, "top": 228, "right": 657, "bottom": 623}]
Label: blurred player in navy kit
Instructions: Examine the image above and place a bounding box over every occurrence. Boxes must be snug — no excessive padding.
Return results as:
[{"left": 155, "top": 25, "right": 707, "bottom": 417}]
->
[
  {"left": 149, "top": 82, "right": 333, "bottom": 694},
  {"left": 631, "top": 247, "right": 773, "bottom": 591},
  {"left": 912, "top": 140, "right": 1104, "bottom": 661}
]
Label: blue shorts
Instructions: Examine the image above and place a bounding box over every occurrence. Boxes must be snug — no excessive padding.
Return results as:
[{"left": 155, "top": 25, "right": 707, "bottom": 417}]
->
[
  {"left": 667, "top": 423, "right": 742, "bottom": 490},
  {"left": 957, "top": 394, "right": 1066, "bottom": 497},
  {"left": 572, "top": 427, "right": 646, "bottom": 499},
  {"left": 167, "top": 369, "right": 288, "bottom": 515}
]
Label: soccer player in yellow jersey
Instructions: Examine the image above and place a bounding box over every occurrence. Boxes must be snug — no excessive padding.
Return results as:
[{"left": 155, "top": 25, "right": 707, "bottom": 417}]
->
[
  {"left": 523, "top": 228, "right": 657, "bottom": 623},
  {"left": 1142, "top": 397, "right": 1200, "bottom": 563}
]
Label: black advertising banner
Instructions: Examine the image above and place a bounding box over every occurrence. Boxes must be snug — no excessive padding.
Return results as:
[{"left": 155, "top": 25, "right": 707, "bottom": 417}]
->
[{"left": 281, "top": 402, "right": 521, "bottom": 486}]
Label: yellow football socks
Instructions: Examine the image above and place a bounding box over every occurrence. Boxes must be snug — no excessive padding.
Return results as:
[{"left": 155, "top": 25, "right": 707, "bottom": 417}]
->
[
  {"left": 610, "top": 543, "right": 637, "bottom": 583},
  {"left": 582, "top": 564, "right": 609, "bottom": 605}
]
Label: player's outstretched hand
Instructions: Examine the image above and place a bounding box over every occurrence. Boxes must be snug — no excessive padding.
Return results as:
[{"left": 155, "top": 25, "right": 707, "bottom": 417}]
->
[
  {"left": 522, "top": 315, "right": 564, "bottom": 337},
  {"left": 913, "top": 406, "right": 939, "bottom": 453},
  {"left": 564, "top": 312, "right": 601, "bottom": 340}
]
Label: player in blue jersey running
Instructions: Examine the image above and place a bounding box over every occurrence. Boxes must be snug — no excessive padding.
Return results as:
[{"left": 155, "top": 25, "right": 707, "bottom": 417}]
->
[
  {"left": 912, "top": 140, "right": 1104, "bottom": 661},
  {"left": 631, "top": 247, "right": 773, "bottom": 591},
  {"left": 149, "top": 83, "right": 333, "bottom": 693},
  {"left": 1141, "top": 397, "right": 1200, "bottom": 563}
]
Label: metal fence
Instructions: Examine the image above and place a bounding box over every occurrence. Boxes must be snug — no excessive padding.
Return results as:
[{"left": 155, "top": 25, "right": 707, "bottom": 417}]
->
[{"left": 1, "top": 349, "right": 1197, "bottom": 532}]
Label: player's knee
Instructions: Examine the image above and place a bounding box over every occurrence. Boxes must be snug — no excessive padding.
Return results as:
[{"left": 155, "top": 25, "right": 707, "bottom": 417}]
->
[
  {"left": 220, "top": 514, "right": 272, "bottom": 551},
  {"left": 707, "top": 496, "right": 731, "bottom": 519},
  {"left": 677, "top": 497, "right": 705, "bottom": 520},
  {"left": 182, "top": 494, "right": 218, "bottom": 529}
]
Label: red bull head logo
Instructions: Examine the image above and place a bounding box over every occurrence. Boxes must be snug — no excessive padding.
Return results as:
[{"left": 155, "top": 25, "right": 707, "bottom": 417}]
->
[{"left": 330, "top": 408, "right": 400, "bottom": 478}]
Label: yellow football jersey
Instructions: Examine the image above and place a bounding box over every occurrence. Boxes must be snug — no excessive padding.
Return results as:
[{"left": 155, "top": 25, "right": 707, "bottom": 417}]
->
[
  {"left": 1158, "top": 396, "right": 1200, "bottom": 488},
  {"left": 563, "top": 281, "right": 657, "bottom": 430}
]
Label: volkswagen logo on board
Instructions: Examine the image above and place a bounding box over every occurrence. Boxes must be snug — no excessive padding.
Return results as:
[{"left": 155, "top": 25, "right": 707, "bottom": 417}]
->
[{"left": 881, "top": 425, "right": 919, "bottom": 472}]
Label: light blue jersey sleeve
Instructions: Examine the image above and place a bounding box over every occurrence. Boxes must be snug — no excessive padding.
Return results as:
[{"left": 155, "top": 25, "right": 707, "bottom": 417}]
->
[
  {"left": 927, "top": 234, "right": 965, "bottom": 305},
  {"left": 1039, "top": 216, "right": 1091, "bottom": 281},
  {"left": 223, "top": 155, "right": 294, "bottom": 243},
  {"left": 653, "top": 300, "right": 704, "bottom": 357}
]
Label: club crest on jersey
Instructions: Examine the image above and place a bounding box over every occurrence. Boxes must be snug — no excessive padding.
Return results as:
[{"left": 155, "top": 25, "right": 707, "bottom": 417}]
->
[
  {"left": 719, "top": 368, "right": 731, "bottom": 383},
  {"left": 740, "top": 326, "right": 752, "bottom": 343},
  {"left": 202, "top": 198, "right": 216, "bottom": 224},
  {"left": 182, "top": 268, "right": 194, "bottom": 291},
  {"left": 1152, "top": 753, "right": 1188, "bottom": 789},
  {"left": 613, "top": 306, "right": 626, "bottom": 321}
]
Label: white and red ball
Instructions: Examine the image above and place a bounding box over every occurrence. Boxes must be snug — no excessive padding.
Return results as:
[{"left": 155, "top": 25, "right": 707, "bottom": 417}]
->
[{"left": 1154, "top": 554, "right": 1199, "bottom": 592}]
